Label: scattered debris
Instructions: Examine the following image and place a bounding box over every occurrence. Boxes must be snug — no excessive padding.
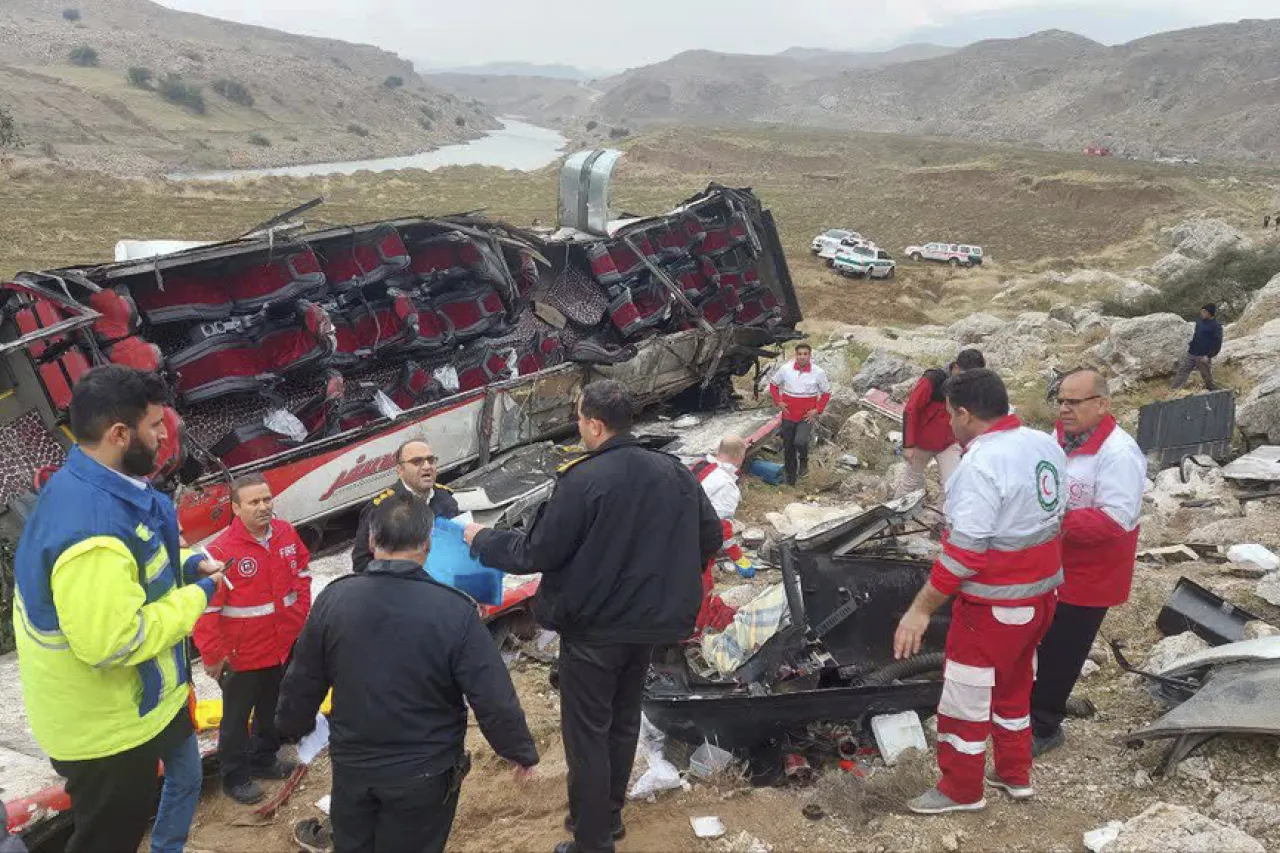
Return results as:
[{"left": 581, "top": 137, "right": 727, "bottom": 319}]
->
[
  {"left": 1106, "top": 802, "right": 1265, "bottom": 853},
  {"left": 801, "top": 803, "right": 825, "bottom": 821},
  {"left": 691, "top": 816, "right": 727, "bottom": 839},
  {"left": 1156, "top": 577, "right": 1260, "bottom": 645},
  {"left": 628, "top": 714, "right": 684, "bottom": 801},
  {"left": 1226, "top": 544, "right": 1280, "bottom": 572},
  {"left": 783, "top": 753, "right": 814, "bottom": 785},
  {"left": 1132, "top": 770, "right": 1153, "bottom": 790},
  {"left": 1084, "top": 820, "right": 1124, "bottom": 852},
  {"left": 870, "top": 711, "right": 928, "bottom": 767},
  {"left": 1138, "top": 545, "right": 1199, "bottom": 565},
  {"left": 941, "top": 831, "right": 962, "bottom": 852},
  {"left": 689, "top": 741, "right": 737, "bottom": 780}
]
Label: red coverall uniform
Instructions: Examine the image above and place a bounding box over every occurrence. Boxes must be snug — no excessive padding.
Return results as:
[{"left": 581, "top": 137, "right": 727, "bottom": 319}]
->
[
  {"left": 193, "top": 518, "right": 311, "bottom": 787},
  {"left": 929, "top": 416, "right": 1067, "bottom": 805}
]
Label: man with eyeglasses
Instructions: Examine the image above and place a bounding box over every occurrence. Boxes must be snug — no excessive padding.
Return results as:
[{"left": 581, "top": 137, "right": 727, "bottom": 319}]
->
[
  {"left": 1030, "top": 369, "right": 1146, "bottom": 756},
  {"left": 351, "top": 440, "right": 460, "bottom": 574}
]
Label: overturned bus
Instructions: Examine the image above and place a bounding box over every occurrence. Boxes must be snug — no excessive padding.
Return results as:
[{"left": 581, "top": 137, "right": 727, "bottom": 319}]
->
[{"left": 0, "top": 152, "right": 801, "bottom": 549}]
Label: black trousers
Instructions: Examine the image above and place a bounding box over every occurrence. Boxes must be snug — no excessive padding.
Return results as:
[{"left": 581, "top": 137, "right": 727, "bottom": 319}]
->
[
  {"left": 1030, "top": 602, "right": 1109, "bottom": 738},
  {"left": 559, "top": 640, "right": 652, "bottom": 853},
  {"left": 218, "top": 664, "right": 284, "bottom": 786},
  {"left": 330, "top": 765, "right": 461, "bottom": 853},
  {"left": 50, "top": 709, "right": 189, "bottom": 853},
  {"left": 780, "top": 419, "right": 813, "bottom": 484}
]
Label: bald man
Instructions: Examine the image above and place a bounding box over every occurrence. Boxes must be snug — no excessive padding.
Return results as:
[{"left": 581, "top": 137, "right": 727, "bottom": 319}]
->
[
  {"left": 351, "top": 440, "right": 460, "bottom": 574},
  {"left": 691, "top": 436, "right": 753, "bottom": 578},
  {"left": 1031, "top": 370, "right": 1146, "bottom": 756}
]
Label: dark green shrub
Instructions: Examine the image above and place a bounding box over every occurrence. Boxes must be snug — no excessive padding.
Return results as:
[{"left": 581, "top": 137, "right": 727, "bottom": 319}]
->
[{"left": 69, "top": 45, "right": 99, "bottom": 67}]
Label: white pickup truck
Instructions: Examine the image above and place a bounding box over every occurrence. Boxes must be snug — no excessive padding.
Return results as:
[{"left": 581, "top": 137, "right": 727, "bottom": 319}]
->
[
  {"left": 833, "top": 245, "right": 895, "bottom": 279},
  {"left": 811, "top": 228, "right": 865, "bottom": 258},
  {"left": 903, "top": 242, "right": 984, "bottom": 267}
]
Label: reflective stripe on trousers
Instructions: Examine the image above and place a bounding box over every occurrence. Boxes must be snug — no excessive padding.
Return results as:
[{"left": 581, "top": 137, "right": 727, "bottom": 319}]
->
[{"left": 935, "top": 594, "right": 1056, "bottom": 805}]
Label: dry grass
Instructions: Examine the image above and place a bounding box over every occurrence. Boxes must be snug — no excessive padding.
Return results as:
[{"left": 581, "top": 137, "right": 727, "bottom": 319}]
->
[{"left": 815, "top": 750, "right": 937, "bottom": 826}]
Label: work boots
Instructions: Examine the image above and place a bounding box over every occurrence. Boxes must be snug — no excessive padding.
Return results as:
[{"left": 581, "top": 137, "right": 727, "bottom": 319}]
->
[{"left": 223, "top": 778, "right": 265, "bottom": 805}]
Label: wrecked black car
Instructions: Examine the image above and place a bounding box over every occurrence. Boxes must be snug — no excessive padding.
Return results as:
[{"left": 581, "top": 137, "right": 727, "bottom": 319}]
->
[{"left": 643, "top": 494, "right": 951, "bottom": 750}]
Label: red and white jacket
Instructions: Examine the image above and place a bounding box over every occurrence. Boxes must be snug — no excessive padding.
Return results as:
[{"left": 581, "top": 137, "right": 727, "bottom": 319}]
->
[
  {"left": 903, "top": 374, "right": 956, "bottom": 452},
  {"left": 769, "top": 360, "right": 831, "bottom": 423},
  {"left": 1055, "top": 415, "right": 1146, "bottom": 607},
  {"left": 193, "top": 518, "right": 312, "bottom": 672},
  {"left": 931, "top": 416, "right": 1067, "bottom": 605}
]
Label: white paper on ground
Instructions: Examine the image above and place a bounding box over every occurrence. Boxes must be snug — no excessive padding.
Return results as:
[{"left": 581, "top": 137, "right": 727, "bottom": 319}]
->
[
  {"left": 691, "top": 816, "right": 726, "bottom": 839},
  {"left": 298, "top": 713, "right": 330, "bottom": 765},
  {"left": 315, "top": 795, "right": 331, "bottom": 815}
]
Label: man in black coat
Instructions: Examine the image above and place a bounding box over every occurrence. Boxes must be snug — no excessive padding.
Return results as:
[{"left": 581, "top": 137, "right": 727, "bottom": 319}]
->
[
  {"left": 350, "top": 439, "right": 460, "bottom": 574},
  {"left": 1171, "top": 303, "right": 1224, "bottom": 392},
  {"left": 464, "top": 379, "right": 723, "bottom": 853},
  {"left": 278, "top": 493, "right": 537, "bottom": 853}
]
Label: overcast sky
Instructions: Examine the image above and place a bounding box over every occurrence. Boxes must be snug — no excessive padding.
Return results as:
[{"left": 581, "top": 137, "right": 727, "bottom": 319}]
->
[{"left": 155, "top": 0, "right": 1278, "bottom": 71}]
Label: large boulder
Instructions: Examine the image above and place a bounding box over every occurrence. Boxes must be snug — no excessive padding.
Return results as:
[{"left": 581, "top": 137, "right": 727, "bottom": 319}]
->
[
  {"left": 1237, "top": 374, "right": 1280, "bottom": 442},
  {"left": 1150, "top": 252, "right": 1199, "bottom": 284},
  {"left": 1235, "top": 272, "right": 1280, "bottom": 335},
  {"left": 1164, "top": 217, "right": 1251, "bottom": 260},
  {"left": 1220, "top": 318, "right": 1280, "bottom": 381},
  {"left": 848, "top": 350, "right": 921, "bottom": 395},
  {"left": 1210, "top": 788, "right": 1280, "bottom": 839},
  {"left": 1109, "top": 802, "right": 1265, "bottom": 853},
  {"left": 947, "top": 312, "right": 1006, "bottom": 344},
  {"left": 983, "top": 312, "right": 1074, "bottom": 371},
  {"left": 818, "top": 387, "right": 862, "bottom": 432},
  {"left": 1088, "top": 313, "right": 1192, "bottom": 382}
]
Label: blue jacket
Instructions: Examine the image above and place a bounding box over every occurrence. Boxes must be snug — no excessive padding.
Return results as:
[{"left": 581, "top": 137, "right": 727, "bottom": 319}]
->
[
  {"left": 1188, "top": 318, "right": 1223, "bottom": 358},
  {"left": 13, "top": 447, "right": 214, "bottom": 761}
]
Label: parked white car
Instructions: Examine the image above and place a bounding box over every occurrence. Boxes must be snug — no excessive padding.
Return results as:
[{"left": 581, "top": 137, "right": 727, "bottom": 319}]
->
[
  {"left": 903, "top": 242, "right": 984, "bottom": 267},
  {"left": 819, "top": 235, "right": 878, "bottom": 265},
  {"left": 833, "top": 245, "right": 895, "bottom": 279},
  {"left": 810, "top": 228, "right": 862, "bottom": 256}
]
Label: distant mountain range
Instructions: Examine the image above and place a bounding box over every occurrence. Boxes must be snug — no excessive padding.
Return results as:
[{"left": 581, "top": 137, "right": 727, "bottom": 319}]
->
[
  {"left": 418, "top": 61, "right": 615, "bottom": 81},
  {"left": 429, "top": 20, "right": 1280, "bottom": 162}
]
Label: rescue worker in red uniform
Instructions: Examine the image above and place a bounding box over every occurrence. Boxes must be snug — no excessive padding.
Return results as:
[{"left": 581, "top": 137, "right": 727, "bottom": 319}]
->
[
  {"left": 691, "top": 435, "right": 750, "bottom": 637},
  {"left": 194, "top": 474, "right": 312, "bottom": 805},
  {"left": 893, "top": 369, "right": 1067, "bottom": 814},
  {"left": 768, "top": 343, "right": 830, "bottom": 485},
  {"left": 1031, "top": 370, "right": 1145, "bottom": 755},
  {"left": 896, "top": 348, "right": 985, "bottom": 498}
]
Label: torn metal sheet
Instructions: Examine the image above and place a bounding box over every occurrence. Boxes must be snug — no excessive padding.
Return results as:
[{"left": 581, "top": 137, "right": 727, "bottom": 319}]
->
[
  {"left": 1158, "top": 635, "right": 1280, "bottom": 677},
  {"left": 794, "top": 491, "right": 926, "bottom": 556},
  {"left": 643, "top": 409, "right": 780, "bottom": 462},
  {"left": 1222, "top": 445, "right": 1280, "bottom": 482},
  {"left": 1136, "top": 390, "right": 1235, "bottom": 468},
  {"left": 1119, "top": 660, "right": 1280, "bottom": 745},
  {"left": 1156, "top": 577, "right": 1261, "bottom": 646}
]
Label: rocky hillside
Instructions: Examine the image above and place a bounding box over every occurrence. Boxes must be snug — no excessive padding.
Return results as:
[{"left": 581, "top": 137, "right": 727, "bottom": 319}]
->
[
  {"left": 0, "top": 0, "right": 499, "bottom": 174},
  {"left": 578, "top": 21, "right": 1280, "bottom": 163},
  {"left": 424, "top": 72, "right": 603, "bottom": 127}
]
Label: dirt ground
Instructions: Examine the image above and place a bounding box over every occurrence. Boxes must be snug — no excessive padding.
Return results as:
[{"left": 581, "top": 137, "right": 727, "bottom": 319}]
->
[{"left": 179, "top": 528, "right": 1280, "bottom": 853}]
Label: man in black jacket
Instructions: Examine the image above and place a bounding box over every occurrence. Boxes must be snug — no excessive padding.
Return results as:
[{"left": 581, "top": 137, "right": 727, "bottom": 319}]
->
[
  {"left": 277, "top": 493, "right": 537, "bottom": 853},
  {"left": 1171, "top": 303, "right": 1224, "bottom": 391},
  {"left": 350, "top": 439, "right": 460, "bottom": 574},
  {"left": 464, "top": 380, "right": 723, "bottom": 853}
]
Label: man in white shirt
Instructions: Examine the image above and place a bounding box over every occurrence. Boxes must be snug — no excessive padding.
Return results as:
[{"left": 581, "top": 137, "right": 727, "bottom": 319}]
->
[{"left": 692, "top": 436, "right": 752, "bottom": 577}]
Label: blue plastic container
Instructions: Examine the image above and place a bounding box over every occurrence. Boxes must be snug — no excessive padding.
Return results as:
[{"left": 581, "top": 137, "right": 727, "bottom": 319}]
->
[
  {"left": 748, "top": 458, "right": 785, "bottom": 486},
  {"left": 424, "top": 516, "right": 505, "bottom": 605}
]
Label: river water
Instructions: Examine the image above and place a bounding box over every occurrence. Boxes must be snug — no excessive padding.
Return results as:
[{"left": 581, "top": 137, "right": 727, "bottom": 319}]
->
[{"left": 171, "top": 119, "right": 566, "bottom": 181}]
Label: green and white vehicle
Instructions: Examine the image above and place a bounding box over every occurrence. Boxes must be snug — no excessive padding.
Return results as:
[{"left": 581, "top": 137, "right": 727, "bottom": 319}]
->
[{"left": 833, "top": 245, "right": 895, "bottom": 279}]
